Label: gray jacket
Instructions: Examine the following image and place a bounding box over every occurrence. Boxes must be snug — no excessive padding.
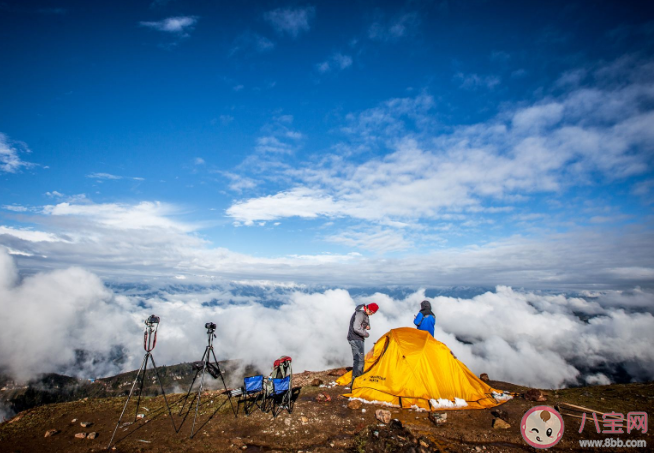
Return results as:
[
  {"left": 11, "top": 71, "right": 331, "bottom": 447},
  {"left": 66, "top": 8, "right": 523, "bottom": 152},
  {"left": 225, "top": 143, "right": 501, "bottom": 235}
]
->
[{"left": 347, "top": 304, "right": 370, "bottom": 341}]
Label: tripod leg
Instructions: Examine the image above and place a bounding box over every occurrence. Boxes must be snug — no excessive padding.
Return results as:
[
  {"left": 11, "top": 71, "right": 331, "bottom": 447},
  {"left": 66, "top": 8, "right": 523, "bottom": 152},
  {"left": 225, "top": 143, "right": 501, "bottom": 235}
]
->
[
  {"left": 211, "top": 348, "right": 237, "bottom": 418},
  {"left": 107, "top": 353, "right": 148, "bottom": 449},
  {"left": 178, "top": 348, "right": 208, "bottom": 415},
  {"left": 190, "top": 347, "right": 210, "bottom": 438},
  {"left": 149, "top": 354, "right": 177, "bottom": 432},
  {"left": 177, "top": 369, "right": 199, "bottom": 415},
  {"left": 133, "top": 352, "right": 149, "bottom": 421}
]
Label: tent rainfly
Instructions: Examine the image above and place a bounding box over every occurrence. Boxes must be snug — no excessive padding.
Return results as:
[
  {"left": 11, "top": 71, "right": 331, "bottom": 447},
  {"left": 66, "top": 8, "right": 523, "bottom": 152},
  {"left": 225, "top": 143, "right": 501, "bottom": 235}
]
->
[{"left": 337, "top": 327, "right": 512, "bottom": 411}]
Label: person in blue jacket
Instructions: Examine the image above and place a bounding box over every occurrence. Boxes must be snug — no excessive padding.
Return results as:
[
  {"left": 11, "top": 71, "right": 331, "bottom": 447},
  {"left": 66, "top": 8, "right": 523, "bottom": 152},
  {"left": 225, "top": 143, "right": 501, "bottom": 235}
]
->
[{"left": 413, "top": 300, "right": 435, "bottom": 336}]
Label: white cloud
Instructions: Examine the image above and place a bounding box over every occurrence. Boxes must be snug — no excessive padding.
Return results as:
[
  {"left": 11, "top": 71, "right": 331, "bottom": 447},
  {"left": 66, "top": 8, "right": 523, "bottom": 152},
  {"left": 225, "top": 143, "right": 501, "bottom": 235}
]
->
[
  {"left": 633, "top": 179, "right": 654, "bottom": 197},
  {"left": 221, "top": 172, "right": 258, "bottom": 192},
  {"left": 454, "top": 72, "right": 501, "bottom": 90},
  {"left": 86, "top": 173, "right": 144, "bottom": 182},
  {"left": 325, "top": 228, "right": 412, "bottom": 253},
  {"left": 0, "top": 226, "right": 63, "bottom": 243},
  {"left": 316, "top": 53, "right": 352, "bottom": 73},
  {"left": 229, "top": 31, "right": 275, "bottom": 56},
  {"left": 255, "top": 136, "right": 294, "bottom": 154},
  {"left": 43, "top": 201, "right": 195, "bottom": 232},
  {"left": 264, "top": 6, "right": 315, "bottom": 38},
  {"left": 0, "top": 249, "right": 137, "bottom": 381},
  {"left": 368, "top": 12, "right": 420, "bottom": 42},
  {"left": 253, "top": 115, "right": 304, "bottom": 154},
  {"left": 2, "top": 205, "right": 28, "bottom": 212},
  {"left": 512, "top": 102, "right": 564, "bottom": 131},
  {"left": 87, "top": 172, "right": 122, "bottom": 180},
  {"left": 228, "top": 188, "right": 340, "bottom": 225},
  {"left": 218, "top": 115, "right": 234, "bottom": 125},
  {"left": 0, "top": 133, "right": 34, "bottom": 173},
  {"left": 139, "top": 16, "right": 198, "bottom": 36}
]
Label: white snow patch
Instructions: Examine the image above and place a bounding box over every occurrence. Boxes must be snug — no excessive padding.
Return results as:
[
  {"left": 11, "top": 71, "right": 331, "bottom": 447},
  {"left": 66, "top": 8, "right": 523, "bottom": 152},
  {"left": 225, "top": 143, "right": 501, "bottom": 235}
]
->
[
  {"left": 348, "top": 397, "right": 399, "bottom": 408},
  {"left": 430, "top": 398, "right": 469, "bottom": 408},
  {"left": 492, "top": 391, "right": 513, "bottom": 401}
]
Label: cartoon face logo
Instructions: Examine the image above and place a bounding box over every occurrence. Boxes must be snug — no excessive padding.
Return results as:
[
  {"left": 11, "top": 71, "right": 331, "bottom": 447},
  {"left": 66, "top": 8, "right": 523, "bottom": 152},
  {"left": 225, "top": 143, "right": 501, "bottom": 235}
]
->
[{"left": 520, "top": 405, "right": 564, "bottom": 449}]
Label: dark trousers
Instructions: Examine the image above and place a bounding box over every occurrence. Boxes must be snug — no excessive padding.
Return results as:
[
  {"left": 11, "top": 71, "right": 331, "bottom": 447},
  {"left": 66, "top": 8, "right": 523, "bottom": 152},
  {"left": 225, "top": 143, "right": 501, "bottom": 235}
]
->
[{"left": 349, "top": 339, "right": 364, "bottom": 388}]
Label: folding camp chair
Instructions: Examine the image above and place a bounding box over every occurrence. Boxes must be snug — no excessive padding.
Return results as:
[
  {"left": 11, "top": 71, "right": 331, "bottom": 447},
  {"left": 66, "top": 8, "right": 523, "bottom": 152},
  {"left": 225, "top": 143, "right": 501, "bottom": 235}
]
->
[
  {"left": 239, "top": 375, "right": 266, "bottom": 416},
  {"left": 263, "top": 356, "right": 293, "bottom": 417},
  {"left": 269, "top": 375, "right": 292, "bottom": 417}
]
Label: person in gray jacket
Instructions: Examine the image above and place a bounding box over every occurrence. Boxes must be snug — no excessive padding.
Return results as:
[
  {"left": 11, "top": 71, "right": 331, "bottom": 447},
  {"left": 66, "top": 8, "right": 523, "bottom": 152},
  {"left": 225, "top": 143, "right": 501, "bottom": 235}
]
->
[{"left": 347, "top": 302, "right": 379, "bottom": 388}]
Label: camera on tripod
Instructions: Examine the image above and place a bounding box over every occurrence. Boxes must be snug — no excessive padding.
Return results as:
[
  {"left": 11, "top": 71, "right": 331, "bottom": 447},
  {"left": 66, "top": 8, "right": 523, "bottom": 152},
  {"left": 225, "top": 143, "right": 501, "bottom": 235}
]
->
[
  {"left": 145, "top": 314, "right": 160, "bottom": 327},
  {"left": 205, "top": 322, "right": 217, "bottom": 332}
]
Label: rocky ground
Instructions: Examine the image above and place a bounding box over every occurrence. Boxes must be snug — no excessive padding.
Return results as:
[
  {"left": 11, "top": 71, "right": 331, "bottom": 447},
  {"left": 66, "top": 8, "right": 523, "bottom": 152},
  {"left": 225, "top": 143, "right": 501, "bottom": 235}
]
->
[{"left": 0, "top": 368, "right": 652, "bottom": 452}]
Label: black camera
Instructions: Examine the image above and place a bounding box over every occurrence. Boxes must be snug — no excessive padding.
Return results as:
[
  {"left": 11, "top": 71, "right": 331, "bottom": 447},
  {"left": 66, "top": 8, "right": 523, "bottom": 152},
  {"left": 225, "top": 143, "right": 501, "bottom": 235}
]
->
[
  {"left": 205, "top": 322, "right": 216, "bottom": 331},
  {"left": 145, "top": 314, "right": 160, "bottom": 326}
]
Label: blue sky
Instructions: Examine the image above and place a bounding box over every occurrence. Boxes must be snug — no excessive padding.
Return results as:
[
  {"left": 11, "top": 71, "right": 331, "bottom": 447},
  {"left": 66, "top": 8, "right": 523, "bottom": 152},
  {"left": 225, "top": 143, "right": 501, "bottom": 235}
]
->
[{"left": 1, "top": 0, "right": 653, "bottom": 289}]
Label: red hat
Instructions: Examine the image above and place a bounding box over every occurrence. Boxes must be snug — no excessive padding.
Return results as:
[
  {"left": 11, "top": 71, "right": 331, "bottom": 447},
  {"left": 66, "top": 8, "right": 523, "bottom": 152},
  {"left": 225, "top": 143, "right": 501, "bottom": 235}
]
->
[{"left": 367, "top": 303, "right": 379, "bottom": 314}]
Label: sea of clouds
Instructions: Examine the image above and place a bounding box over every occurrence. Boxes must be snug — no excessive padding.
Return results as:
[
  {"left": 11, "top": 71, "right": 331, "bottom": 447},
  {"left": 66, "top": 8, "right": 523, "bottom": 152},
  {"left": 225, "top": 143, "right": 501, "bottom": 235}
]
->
[{"left": 1, "top": 248, "right": 653, "bottom": 392}]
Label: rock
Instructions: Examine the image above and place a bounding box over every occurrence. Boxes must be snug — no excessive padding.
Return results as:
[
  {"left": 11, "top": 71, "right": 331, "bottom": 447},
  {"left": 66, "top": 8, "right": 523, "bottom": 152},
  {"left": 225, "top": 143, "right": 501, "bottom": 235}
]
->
[
  {"left": 8, "top": 413, "right": 25, "bottom": 424},
  {"left": 328, "top": 368, "right": 348, "bottom": 376},
  {"left": 311, "top": 378, "right": 324, "bottom": 386},
  {"left": 80, "top": 421, "right": 93, "bottom": 428},
  {"left": 284, "top": 418, "right": 291, "bottom": 426},
  {"left": 301, "top": 416, "right": 309, "bottom": 425},
  {"left": 490, "top": 409, "right": 509, "bottom": 422},
  {"left": 71, "top": 418, "right": 77, "bottom": 423},
  {"left": 524, "top": 389, "right": 547, "bottom": 402},
  {"left": 75, "top": 432, "right": 88, "bottom": 439},
  {"left": 480, "top": 373, "right": 489, "bottom": 382},
  {"left": 375, "top": 409, "right": 392, "bottom": 424},
  {"left": 315, "top": 392, "right": 331, "bottom": 403},
  {"left": 87, "top": 432, "right": 99, "bottom": 439},
  {"left": 428, "top": 412, "right": 447, "bottom": 425},
  {"left": 492, "top": 418, "right": 511, "bottom": 429},
  {"left": 347, "top": 400, "right": 362, "bottom": 410},
  {"left": 231, "top": 437, "right": 245, "bottom": 448},
  {"left": 44, "top": 429, "right": 59, "bottom": 437}
]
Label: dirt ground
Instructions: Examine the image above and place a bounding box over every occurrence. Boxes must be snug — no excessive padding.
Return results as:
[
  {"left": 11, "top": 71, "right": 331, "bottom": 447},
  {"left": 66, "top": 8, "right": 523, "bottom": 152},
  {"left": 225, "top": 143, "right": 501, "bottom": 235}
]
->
[{"left": 1, "top": 370, "right": 652, "bottom": 452}]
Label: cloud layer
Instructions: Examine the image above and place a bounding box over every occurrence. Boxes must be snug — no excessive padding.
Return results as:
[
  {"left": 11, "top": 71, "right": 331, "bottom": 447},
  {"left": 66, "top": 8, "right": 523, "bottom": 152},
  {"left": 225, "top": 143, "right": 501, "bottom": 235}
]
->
[
  {"left": 1, "top": 249, "right": 652, "bottom": 390},
  {"left": 1, "top": 197, "right": 653, "bottom": 289}
]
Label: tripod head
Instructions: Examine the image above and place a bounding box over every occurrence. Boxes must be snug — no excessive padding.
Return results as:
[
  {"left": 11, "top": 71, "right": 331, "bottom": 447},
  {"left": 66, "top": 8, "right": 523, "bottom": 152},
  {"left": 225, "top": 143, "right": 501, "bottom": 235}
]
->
[
  {"left": 143, "top": 314, "right": 160, "bottom": 352},
  {"left": 205, "top": 321, "right": 217, "bottom": 345}
]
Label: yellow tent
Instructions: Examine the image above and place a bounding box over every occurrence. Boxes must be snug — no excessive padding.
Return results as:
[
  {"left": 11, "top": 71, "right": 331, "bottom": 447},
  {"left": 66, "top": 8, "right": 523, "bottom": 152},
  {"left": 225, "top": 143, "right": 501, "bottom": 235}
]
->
[{"left": 337, "top": 327, "right": 511, "bottom": 411}]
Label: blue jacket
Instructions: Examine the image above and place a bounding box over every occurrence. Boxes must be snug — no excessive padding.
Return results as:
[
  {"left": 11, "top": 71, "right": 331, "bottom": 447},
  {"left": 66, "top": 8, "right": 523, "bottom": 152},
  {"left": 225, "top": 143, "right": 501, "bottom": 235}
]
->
[{"left": 414, "top": 312, "right": 435, "bottom": 337}]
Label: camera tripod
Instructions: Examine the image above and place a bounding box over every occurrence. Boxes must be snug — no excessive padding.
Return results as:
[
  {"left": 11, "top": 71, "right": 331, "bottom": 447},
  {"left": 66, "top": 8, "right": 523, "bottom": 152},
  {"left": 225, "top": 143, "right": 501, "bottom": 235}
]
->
[
  {"left": 178, "top": 322, "right": 237, "bottom": 438},
  {"left": 107, "top": 315, "right": 176, "bottom": 449}
]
